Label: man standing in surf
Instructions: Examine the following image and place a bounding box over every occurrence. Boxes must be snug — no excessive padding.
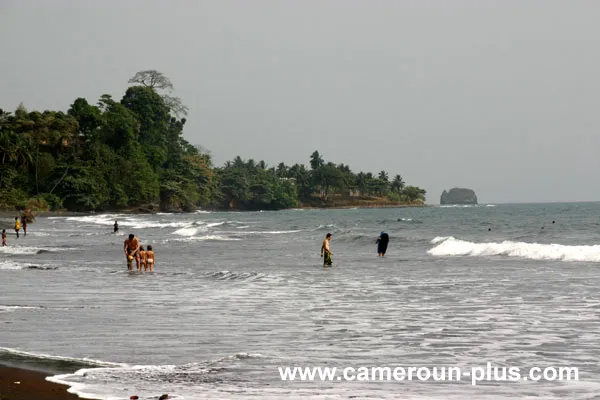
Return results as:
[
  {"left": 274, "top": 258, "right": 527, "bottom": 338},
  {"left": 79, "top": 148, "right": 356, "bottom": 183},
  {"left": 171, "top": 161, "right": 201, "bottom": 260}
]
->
[
  {"left": 321, "top": 233, "right": 333, "bottom": 266},
  {"left": 123, "top": 234, "right": 140, "bottom": 271},
  {"left": 376, "top": 231, "right": 390, "bottom": 257}
]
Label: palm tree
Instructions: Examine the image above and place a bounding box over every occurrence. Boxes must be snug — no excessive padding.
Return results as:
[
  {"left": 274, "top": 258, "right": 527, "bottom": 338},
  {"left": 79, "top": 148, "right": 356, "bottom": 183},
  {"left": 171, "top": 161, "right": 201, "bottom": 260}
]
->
[
  {"left": 309, "top": 150, "right": 324, "bottom": 171},
  {"left": 356, "top": 172, "right": 368, "bottom": 195},
  {"left": 246, "top": 159, "right": 256, "bottom": 173},
  {"left": 378, "top": 170, "right": 389, "bottom": 182},
  {"left": 276, "top": 162, "right": 288, "bottom": 178},
  {"left": 232, "top": 156, "right": 244, "bottom": 168},
  {"left": 391, "top": 174, "right": 405, "bottom": 193}
]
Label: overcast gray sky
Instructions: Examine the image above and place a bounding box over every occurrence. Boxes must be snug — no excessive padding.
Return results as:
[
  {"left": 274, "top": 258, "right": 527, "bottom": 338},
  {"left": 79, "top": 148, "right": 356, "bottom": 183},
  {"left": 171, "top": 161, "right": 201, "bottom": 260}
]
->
[{"left": 1, "top": 0, "right": 599, "bottom": 204}]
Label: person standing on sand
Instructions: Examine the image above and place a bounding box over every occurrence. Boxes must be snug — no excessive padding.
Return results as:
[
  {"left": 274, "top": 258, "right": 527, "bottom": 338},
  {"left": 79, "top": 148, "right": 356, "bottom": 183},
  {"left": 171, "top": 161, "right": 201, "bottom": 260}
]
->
[
  {"left": 376, "top": 231, "right": 390, "bottom": 257},
  {"left": 14, "top": 217, "right": 20, "bottom": 238},
  {"left": 321, "top": 233, "right": 333, "bottom": 266},
  {"left": 123, "top": 234, "right": 140, "bottom": 271}
]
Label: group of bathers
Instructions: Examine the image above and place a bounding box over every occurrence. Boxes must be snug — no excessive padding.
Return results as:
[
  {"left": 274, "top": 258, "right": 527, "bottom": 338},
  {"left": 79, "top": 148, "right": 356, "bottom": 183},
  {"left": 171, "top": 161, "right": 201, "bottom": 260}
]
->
[
  {"left": 125, "top": 233, "right": 155, "bottom": 272},
  {"left": 127, "top": 245, "right": 155, "bottom": 271}
]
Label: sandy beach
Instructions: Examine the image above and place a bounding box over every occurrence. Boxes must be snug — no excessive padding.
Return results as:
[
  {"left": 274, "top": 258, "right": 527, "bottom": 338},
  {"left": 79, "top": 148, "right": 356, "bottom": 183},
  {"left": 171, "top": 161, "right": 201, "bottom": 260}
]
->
[{"left": 0, "top": 365, "right": 86, "bottom": 400}]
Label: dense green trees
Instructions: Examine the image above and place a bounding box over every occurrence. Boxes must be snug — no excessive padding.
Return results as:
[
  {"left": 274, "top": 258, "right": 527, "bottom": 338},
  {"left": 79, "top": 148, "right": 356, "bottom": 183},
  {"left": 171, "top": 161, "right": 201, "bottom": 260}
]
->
[
  {"left": 0, "top": 71, "right": 426, "bottom": 211},
  {"left": 212, "top": 154, "right": 426, "bottom": 209}
]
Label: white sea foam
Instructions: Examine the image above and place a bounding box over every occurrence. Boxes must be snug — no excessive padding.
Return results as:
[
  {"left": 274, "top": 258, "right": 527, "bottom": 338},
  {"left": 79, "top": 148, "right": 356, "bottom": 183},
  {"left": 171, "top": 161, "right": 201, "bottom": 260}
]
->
[
  {"left": 0, "top": 260, "right": 23, "bottom": 269},
  {"left": 65, "top": 215, "right": 193, "bottom": 229},
  {"left": 63, "top": 215, "right": 122, "bottom": 225},
  {"left": 29, "top": 231, "right": 51, "bottom": 237},
  {"left": 46, "top": 353, "right": 265, "bottom": 400},
  {"left": 0, "top": 246, "right": 41, "bottom": 255},
  {"left": 430, "top": 236, "right": 453, "bottom": 244},
  {"left": 0, "top": 347, "right": 124, "bottom": 368},
  {"left": 173, "top": 227, "right": 205, "bottom": 236},
  {"left": 205, "top": 222, "right": 225, "bottom": 228},
  {"left": 429, "top": 236, "right": 600, "bottom": 262},
  {"left": 46, "top": 372, "right": 107, "bottom": 400},
  {"left": 131, "top": 221, "right": 192, "bottom": 229},
  {"left": 314, "top": 224, "right": 336, "bottom": 230},
  {"left": 193, "top": 235, "right": 241, "bottom": 241},
  {"left": 0, "top": 246, "right": 72, "bottom": 255},
  {"left": 168, "top": 234, "right": 241, "bottom": 242},
  {"left": 229, "top": 230, "right": 303, "bottom": 235},
  {"left": 0, "top": 305, "right": 44, "bottom": 312}
]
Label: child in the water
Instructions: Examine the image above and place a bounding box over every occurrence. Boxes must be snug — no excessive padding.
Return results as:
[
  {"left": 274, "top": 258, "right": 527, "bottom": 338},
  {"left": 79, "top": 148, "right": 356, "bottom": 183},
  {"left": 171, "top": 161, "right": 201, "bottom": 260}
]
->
[
  {"left": 146, "top": 245, "right": 155, "bottom": 272},
  {"left": 138, "top": 245, "right": 147, "bottom": 271},
  {"left": 2, "top": 229, "right": 6, "bottom": 246}
]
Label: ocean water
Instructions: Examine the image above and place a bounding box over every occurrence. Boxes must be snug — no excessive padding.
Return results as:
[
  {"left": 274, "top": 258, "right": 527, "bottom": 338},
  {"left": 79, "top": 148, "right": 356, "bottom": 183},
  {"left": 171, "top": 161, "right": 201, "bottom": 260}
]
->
[{"left": 2, "top": 203, "right": 600, "bottom": 399}]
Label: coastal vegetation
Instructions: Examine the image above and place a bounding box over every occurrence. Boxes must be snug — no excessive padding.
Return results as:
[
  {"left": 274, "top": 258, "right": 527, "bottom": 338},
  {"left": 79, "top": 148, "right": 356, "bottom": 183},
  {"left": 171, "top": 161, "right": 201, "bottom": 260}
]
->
[{"left": 0, "top": 71, "right": 426, "bottom": 212}]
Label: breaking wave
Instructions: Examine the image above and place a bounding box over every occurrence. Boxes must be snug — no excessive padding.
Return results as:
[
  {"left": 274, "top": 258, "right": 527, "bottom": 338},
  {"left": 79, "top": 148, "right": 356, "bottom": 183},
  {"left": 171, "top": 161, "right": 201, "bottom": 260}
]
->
[
  {"left": 0, "top": 246, "right": 73, "bottom": 256},
  {"left": 428, "top": 236, "right": 600, "bottom": 262},
  {"left": 33, "top": 349, "right": 262, "bottom": 400},
  {"left": 62, "top": 215, "right": 193, "bottom": 229},
  {"left": 0, "top": 260, "right": 23, "bottom": 270},
  {"left": 172, "top": 235, "right": 241, "bottom": 242}
]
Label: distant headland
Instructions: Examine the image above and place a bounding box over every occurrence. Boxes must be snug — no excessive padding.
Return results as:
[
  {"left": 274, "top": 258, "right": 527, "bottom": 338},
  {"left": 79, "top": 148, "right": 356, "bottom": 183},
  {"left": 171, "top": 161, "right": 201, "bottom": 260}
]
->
[
  {"left": 440, "top": 188, "right": 478, "bottom": 205},
  {"left": 0, "top": 70, "right": 427, "bottom": 213}
]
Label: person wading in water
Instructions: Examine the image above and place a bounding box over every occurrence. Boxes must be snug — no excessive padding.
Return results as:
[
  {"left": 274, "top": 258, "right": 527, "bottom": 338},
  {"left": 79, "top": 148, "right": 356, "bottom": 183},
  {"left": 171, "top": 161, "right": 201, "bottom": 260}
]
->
[{"left": 321, "top": 233, "right": 333, "bottom": 266}]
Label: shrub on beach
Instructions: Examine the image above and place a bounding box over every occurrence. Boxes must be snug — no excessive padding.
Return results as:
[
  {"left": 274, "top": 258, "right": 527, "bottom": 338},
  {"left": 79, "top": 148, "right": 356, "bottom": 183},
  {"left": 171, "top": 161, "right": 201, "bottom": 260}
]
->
[{"left": 40, "top": 193, "right": 64, "bottom": 211}]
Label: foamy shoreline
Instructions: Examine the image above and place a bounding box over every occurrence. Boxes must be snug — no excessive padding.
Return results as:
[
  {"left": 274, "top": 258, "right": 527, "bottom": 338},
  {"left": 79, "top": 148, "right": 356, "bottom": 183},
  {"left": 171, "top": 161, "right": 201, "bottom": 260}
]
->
[{"left": 0, "top": 363, "right": 91, "bottom": 400}]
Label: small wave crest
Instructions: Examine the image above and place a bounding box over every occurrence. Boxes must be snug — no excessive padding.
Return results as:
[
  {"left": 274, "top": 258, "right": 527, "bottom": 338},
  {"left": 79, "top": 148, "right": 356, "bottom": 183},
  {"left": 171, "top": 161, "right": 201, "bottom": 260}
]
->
[
  {"left": 439, "top": 204, "right": 478, "bottom": 208},
  {"left": 314, "top": 224, "right": 336, "bottom": 231},
  {"left": 0, "top": 305, "right": 45, "bottom": 312},
  {"left": 0, "top": 260, "right": 23, "bottom": 270},
  {"left": 0, "top": 246, "right": 76, "bottom": 256},
  {"left": 46, "top": 352, "right": 264, "bottom": 400},
  {"left": 172, "top": 226, "right": 207, "bottom": 236},
  {"left": 204, "top": 271, "right": 270, "bottom": 281},
  {"left": 0, "top": 347, "right": 124, "bottom": 369},
  {"left": 428, "top": 236, "right": 600, "bottom": 262},
  {"left": 64, "top": 214, "right": 194, "bottom": 229},
  {"left": 173, "top": 235, "right": 241, "bottom": 242},
  {"left": 0, "top": 246, "right": 44, "bottom": 255}
]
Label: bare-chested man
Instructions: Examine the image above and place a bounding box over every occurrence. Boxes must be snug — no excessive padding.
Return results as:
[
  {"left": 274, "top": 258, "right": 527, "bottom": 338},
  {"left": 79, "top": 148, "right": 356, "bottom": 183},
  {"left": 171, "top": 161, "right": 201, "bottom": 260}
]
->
[
  {"left": 321, "top": 233, "right": 333, "bottom": 266},
  {"left": 124, "top": 234, "right": 140, "bottom": 271}
]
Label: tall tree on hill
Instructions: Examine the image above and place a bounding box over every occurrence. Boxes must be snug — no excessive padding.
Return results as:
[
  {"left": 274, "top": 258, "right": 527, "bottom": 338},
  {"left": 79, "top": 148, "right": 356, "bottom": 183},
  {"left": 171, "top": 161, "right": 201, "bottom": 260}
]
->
[
  {"left": 128, "top": 70, "right": 189, "bottom": 117},
  {"left": 121, "top": 85, "right": 170, "bottom": 172}
]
